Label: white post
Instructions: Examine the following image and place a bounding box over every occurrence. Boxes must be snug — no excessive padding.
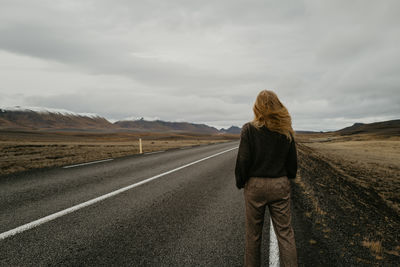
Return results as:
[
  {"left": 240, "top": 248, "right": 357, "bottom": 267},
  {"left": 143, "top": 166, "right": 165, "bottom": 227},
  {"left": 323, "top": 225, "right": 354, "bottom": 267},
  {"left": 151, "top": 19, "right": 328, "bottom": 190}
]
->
[{"left": 139, "top": 138, "right": 143, "bottom": 154}]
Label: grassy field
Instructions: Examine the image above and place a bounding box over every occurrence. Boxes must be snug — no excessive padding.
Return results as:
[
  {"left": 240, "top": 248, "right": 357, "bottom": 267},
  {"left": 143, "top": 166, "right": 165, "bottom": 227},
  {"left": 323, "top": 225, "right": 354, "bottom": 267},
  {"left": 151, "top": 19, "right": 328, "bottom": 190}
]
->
[
  {"left": 294, "top": 132, "right": 400, "bottom": 264},
  {"left": 0, "top": 130, "right": 238, "bottom": 176},
  {"left": 297, "top": 133, "right": 400, "bottom": 213}
]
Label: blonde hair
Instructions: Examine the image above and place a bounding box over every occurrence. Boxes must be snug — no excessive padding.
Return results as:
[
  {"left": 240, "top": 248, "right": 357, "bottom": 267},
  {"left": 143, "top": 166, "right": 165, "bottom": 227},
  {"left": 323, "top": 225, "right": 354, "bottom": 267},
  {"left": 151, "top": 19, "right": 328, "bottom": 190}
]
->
[{"left": 251, "top": 90, "right": 295, "bottom": 141}]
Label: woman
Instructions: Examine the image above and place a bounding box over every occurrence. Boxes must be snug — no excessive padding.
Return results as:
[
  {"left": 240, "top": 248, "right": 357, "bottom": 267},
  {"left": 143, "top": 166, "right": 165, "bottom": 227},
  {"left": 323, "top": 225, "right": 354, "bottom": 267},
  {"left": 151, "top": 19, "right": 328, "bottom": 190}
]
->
[{"left": 235, "top": 90, "right": 298, "bottom": 267}]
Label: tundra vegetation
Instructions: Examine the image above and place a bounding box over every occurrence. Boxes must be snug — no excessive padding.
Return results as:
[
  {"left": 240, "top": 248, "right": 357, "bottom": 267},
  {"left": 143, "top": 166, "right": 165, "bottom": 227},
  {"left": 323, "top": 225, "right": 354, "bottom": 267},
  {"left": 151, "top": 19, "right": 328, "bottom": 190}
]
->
[{"left": 294, "top": 131, "right": 399, "bottom": 265}]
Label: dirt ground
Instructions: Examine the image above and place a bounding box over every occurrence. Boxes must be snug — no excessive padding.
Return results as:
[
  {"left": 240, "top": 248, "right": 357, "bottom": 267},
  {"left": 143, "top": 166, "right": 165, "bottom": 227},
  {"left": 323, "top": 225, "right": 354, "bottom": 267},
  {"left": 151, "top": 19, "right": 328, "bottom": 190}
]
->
[
  {"left": 0, "top": 130, "right": 238, "bottom": 176},
  {"left": 293, "top": 133, "right": 400, "bottom": 265}
]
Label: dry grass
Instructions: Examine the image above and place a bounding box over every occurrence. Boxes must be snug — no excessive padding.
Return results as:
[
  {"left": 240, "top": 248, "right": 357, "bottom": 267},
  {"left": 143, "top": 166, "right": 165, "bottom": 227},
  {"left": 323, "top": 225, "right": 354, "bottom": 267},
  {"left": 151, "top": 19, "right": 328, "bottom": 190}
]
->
[
  {"left": 297, "top": 133, "right": 400, "bottom": 214},
  {"left": 294, "top": 174, "right": 327, "bottom": 217},
  {"left": 0, "top": 130, "right": 238, "bottom": 176},
  {"left": 304, "top": 140, "right": 400, "bottom": 172},
  {"left": 296, "top": 132, "right": 400, "bottom": 263},
  {"left": 296, "top": 132, "right": 400, "bottom": 143},
  {"left": 362, "top": 239, "right": 383, "bottom": 259},
  {"left": 386, "top": 246, "right": 400, "bottom": 257},
  {"left": 309, "top": 239, "right": 317, "bottom": 245}
]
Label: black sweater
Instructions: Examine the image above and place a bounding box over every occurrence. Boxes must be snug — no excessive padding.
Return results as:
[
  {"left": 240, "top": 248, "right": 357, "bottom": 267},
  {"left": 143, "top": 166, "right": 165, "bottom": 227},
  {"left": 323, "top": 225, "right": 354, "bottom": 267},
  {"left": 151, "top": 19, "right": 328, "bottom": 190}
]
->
[{"left": 235, "top": 122, "right": 297, "bottom": 189}]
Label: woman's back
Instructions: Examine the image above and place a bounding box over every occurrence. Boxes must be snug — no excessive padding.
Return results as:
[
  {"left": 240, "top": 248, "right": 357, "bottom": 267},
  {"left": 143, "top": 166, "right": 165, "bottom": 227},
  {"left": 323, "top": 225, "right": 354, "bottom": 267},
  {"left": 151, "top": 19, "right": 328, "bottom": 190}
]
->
[{"left": 235, "top": 122, "right": 297, "bottom": 189}]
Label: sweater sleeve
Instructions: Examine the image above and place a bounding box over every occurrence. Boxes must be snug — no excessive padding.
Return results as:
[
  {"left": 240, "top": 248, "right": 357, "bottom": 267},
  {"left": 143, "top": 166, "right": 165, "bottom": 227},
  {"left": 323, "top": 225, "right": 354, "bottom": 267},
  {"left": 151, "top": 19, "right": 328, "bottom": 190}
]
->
[
  {"left": 235, "top": 124, "right": 251, "bottom": 189},
  {"left": 285, "top": 138, "right": 298, "bottom": 179}
]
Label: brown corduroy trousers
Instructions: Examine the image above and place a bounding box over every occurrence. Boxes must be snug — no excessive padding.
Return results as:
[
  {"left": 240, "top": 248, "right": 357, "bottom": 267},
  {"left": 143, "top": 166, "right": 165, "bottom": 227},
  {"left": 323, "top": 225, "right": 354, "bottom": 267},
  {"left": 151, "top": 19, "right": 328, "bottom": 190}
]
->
[{"left": 244, "top": 176, "right": 298, "bottom": 267}]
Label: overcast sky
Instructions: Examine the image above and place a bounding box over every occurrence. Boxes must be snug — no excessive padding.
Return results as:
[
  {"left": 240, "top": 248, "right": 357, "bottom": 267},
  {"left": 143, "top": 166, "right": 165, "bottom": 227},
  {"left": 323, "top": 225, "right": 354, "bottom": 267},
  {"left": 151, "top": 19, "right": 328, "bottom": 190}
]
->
[{"left": 0, "top": 0, "right": 399, "bottom": 131}]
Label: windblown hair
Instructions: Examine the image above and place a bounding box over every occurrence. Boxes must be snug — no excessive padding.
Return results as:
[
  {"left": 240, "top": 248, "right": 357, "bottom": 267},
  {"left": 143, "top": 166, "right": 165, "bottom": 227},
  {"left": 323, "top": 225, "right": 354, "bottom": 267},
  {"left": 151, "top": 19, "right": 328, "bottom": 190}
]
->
[{"left": 251, "top": 90, "right": 295, "bottom": 141}]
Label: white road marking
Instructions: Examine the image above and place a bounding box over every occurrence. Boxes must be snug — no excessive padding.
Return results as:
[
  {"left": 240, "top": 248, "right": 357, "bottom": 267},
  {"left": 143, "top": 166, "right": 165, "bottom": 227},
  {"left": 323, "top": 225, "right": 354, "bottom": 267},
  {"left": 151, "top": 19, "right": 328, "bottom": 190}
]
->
[
  {"left": 269, "top": 218, "right": 280, "bottom": 267},
  {"left": 179, "top": 146, "right": 192, "bottom": 149},
  {"left": 144, "top": 150, "right": 165, "bottom": 155},
  {"left": 0, "top": 146, "right": 238, "bottom": 240},
  {"left": 63, "top": 158, "right": 114, "bottom": 169}
]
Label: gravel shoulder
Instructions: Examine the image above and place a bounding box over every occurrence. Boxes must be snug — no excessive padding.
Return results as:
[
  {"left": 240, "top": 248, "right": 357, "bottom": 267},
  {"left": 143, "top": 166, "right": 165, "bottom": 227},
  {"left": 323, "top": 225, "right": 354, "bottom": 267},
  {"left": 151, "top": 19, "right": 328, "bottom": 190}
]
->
[{"left": 292, "top": 141, "right": 400, "bottom": 266}]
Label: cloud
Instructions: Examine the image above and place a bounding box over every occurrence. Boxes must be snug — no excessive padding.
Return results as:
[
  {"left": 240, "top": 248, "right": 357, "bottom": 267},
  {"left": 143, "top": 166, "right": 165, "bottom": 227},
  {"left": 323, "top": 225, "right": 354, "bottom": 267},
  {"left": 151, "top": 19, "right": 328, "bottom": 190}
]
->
[{"left": 0, "top": 0, "right": 399, "bottom": 130}]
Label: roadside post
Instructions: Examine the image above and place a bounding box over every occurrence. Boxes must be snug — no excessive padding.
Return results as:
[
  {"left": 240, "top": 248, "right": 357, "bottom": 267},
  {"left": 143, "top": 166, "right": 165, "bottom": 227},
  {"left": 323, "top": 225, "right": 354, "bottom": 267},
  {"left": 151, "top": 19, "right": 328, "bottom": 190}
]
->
[{"left": 139, "top": 138, "right": 143, "bottom": 154}]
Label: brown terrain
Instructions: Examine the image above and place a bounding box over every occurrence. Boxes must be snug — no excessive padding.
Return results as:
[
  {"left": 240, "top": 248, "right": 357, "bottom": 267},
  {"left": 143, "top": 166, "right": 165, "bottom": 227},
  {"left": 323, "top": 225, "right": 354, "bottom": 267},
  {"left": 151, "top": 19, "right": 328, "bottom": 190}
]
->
[
  {"left": 0, "top": 130, "right": 238, "bottom": 176},
  {"left": 293, "top": 120, "right": 400, "bottom": 265},
  {"left": 0, "top": 108, "right": 240, "bottom": 176}
]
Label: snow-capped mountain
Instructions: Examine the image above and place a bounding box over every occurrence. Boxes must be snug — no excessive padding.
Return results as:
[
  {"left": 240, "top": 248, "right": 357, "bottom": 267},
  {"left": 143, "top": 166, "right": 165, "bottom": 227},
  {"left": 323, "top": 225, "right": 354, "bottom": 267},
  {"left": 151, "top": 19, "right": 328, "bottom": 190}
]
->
[
  {"left": 0, "top": 106, "right": 241, "bottom": 134},
  {"left": 0, "top": 106, "right": 113, "bottom": 130}
]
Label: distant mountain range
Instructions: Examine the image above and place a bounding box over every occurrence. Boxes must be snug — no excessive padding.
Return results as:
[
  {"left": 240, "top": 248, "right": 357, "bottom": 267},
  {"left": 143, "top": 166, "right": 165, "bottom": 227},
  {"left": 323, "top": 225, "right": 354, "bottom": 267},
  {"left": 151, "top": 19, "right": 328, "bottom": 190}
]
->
[
  {"left": 336, "top": 120, "right": 400, "bottom": 136},
  {"left": 0, "top": 107, "right": 240, "bottom": 134},
  {"left": 1, "top": 107, "right": 398, "bottom": 135},
  {"left": 295, "top": 120, "right": 399, "bottom": 136}
]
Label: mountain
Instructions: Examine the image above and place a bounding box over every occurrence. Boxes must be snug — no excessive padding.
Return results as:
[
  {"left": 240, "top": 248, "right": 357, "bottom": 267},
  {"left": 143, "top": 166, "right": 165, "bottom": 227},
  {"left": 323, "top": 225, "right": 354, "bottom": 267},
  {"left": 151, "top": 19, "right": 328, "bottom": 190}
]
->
[
  {"left": 0, "top": 107, "right": 240, "bottom": 134},
  {"left": 4, "top": 107, "right": 397, "bottom": 136},
  {"left": 0, "top": 107, "right": 115, "bottom": 131},
  {"left": 219, "top": 126, "right": 241, "bottom": 134},
  {"left": 113, "top": 118, "right": 220, "bottom": 134},
  {"left": 295, "top": 130, "right": 320, "bottom": 134},
  {"left": 336, "top": 119, "right": 400, "bottom": 136}
]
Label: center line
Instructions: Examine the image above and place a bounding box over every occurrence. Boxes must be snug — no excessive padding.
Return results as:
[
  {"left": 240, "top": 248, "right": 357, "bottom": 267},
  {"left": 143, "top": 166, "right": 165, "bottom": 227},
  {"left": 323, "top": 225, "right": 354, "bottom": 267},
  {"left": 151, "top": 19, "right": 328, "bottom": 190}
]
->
[
  {"left": 269, "top": 218, "right": 280, "bottom": 266},
  {"left": 0, "top": 146, "right": 238, "bottom": 240}
]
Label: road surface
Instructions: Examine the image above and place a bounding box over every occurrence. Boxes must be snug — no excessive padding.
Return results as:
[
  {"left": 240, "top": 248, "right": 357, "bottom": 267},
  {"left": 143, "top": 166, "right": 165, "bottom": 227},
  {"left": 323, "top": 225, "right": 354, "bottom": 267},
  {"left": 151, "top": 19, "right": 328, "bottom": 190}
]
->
[{"left": 1, "top": 141, "right": 285, "bottom": 266}]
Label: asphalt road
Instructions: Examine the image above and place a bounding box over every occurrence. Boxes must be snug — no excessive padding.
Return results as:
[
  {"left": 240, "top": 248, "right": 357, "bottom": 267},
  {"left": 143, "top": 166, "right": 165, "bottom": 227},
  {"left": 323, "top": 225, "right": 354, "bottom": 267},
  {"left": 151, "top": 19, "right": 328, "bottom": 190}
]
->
[{"left": 0, "top": 141, "right": 279, "bottom": 266}]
